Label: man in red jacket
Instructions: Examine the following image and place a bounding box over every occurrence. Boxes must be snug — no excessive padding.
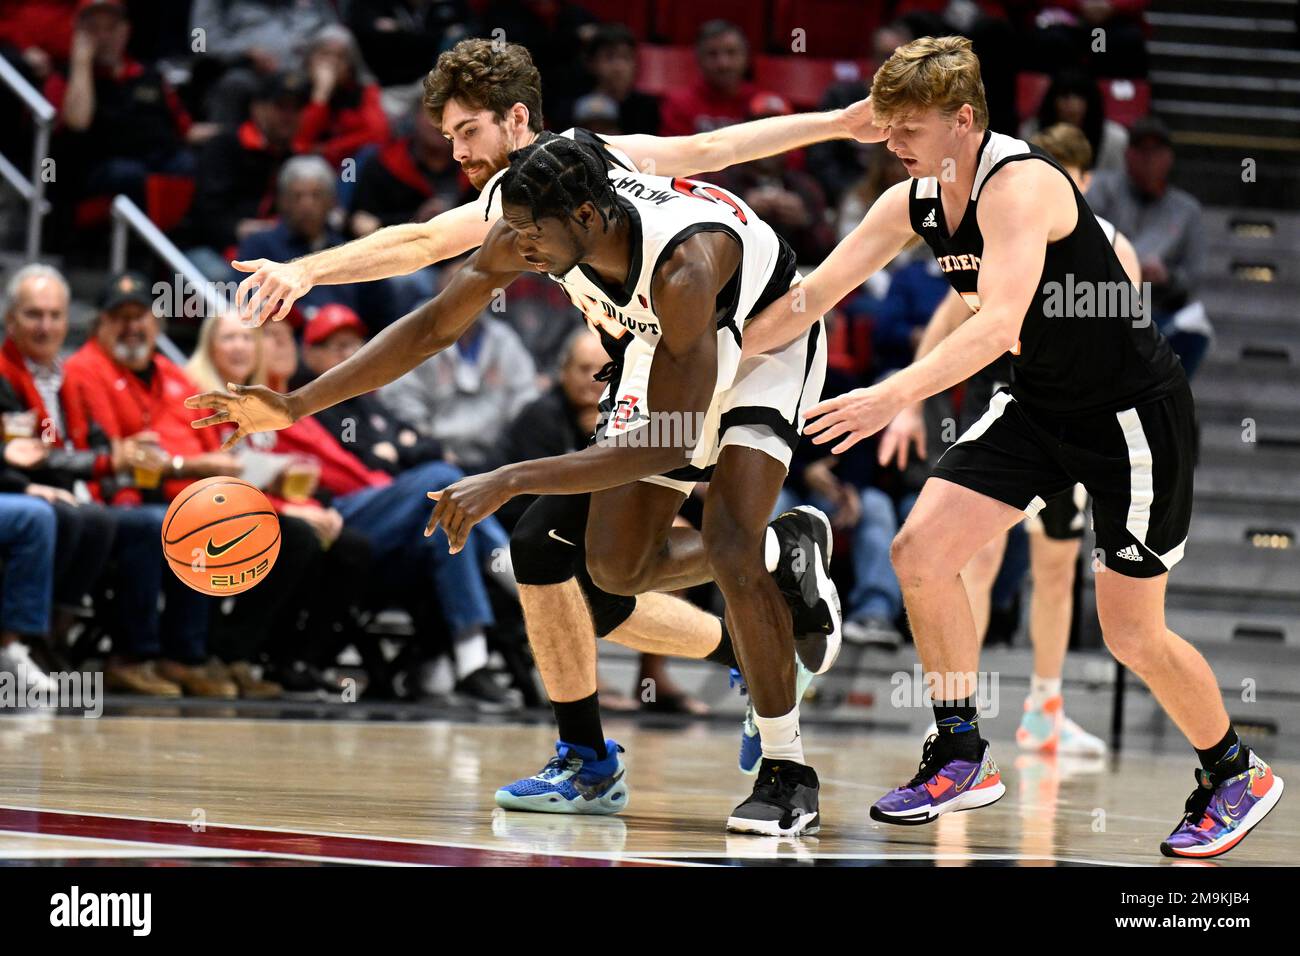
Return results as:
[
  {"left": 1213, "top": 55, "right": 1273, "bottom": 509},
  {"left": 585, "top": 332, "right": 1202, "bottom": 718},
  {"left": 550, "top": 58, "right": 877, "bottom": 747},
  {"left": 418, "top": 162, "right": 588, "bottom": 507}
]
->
[
  {"left": 659, "top": 20, "right": 758, "bottom": 138},
  {"left": 63, "top": 272, "right": 239, "bottom": 697}
]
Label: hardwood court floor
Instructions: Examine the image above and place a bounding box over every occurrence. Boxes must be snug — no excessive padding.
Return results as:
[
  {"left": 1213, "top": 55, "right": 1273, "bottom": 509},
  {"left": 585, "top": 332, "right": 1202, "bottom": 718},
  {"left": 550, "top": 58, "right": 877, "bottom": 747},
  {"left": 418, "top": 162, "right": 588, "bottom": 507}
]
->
[{"left": 0, "top": 713, "right": 1295, "bottom": 866}]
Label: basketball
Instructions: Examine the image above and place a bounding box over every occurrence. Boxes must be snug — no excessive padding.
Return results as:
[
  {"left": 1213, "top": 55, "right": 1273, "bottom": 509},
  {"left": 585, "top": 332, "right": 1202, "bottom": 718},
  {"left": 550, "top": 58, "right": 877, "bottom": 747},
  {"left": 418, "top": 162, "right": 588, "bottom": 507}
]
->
[{"left": 161, "top": 476, "right": 281, "bottom": 595}]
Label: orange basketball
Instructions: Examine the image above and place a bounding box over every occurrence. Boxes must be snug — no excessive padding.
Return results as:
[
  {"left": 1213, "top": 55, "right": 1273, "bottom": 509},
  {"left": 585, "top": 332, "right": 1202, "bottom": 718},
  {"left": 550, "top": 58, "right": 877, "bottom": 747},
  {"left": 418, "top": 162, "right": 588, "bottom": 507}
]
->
[{"left": 162, "top": 476, "right": 281, "bottom": 595}]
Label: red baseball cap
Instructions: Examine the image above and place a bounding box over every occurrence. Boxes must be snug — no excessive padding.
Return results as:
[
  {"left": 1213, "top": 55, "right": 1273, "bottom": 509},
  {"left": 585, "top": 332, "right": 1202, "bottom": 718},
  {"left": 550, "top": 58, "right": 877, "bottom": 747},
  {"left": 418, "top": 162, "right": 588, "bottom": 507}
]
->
[{"left": 303, "top": 303, "right": 367, "bottom": 346}]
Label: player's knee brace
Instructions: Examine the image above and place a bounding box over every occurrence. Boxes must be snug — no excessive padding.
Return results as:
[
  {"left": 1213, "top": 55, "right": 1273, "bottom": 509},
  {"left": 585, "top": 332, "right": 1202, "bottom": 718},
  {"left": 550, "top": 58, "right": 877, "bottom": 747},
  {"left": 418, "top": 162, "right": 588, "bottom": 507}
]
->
[
  {"left": 577, "top": 567, "right": 637, "bottom": 638},
  {"left": 510, "top": 501, "right": 583, "bottom": 586}
]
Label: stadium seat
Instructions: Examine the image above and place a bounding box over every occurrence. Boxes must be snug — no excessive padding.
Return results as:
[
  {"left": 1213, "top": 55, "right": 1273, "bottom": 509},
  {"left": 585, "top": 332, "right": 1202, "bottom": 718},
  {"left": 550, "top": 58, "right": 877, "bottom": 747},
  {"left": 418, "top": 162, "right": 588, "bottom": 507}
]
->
[
  {"left": 753, "top": 54, "right": 873, "bottom": 109},
  {"left": 572, "top": 0, "right": 652, "bottom": 39},
  {"left": 1016, "top": 72, "right": 1151, "bottom": 128},
  {"left": 637, "top": 45, "right": 699, "bottom": 97},
  {"left": 770, "top": 0, "right": 881, "bottom": 60},
  {"left": 145, "top": 174, "right": 196, "bottom": 234},
  {"left": 654, "top": 0, "right": 766, "bottom": 50}
]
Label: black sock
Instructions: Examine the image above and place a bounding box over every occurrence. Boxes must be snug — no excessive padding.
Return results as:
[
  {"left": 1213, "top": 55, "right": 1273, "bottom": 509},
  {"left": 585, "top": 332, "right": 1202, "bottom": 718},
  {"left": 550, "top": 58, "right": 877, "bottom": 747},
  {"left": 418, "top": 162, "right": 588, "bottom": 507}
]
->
[
  {"left": 552, "top": 693, "right": 607, "bottom": 760},
  {"left": 703, "top": 618, "right": 739, "bottom": 670},
  {"left": 1196, "top": 726, "right": 1247, "bottom": 776},
  {"left": 932, "top": 698, "right": 982, "bottom": 759}
]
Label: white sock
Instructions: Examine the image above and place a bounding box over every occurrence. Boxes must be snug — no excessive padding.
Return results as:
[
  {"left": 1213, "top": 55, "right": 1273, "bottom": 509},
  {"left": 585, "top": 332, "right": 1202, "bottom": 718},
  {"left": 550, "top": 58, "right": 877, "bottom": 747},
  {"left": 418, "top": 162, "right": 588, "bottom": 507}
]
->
[
  {"left": 1029, "top": 675, "right": 1062, "bottom": 708},
  {"left": 452, "top": 630, "right": 489, "bottom": 680},
  {"left": 755, "top": 705, "right": 805, "bottom": 764}
]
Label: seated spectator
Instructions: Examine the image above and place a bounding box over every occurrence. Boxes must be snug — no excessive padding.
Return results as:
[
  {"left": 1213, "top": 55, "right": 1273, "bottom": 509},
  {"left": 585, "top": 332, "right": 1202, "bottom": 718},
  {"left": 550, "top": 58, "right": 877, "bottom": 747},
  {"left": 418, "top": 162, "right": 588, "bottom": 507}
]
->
[
  {"left": 378, "top": 262, "right": 540, "bottom": 472},
  {"left": 63, "top": 271, "right": 241, "bottom": 698},
  {"left": 187, "top": 310, "right": 371, "bottom": 699},
  {"left": 228, "top": 318, "right": 518, "bottom": 709},
  {"left": 348, "top": 100, "right": 466, "bottom": 316},
  {"left": 190, "top": 0, "right": 337, "bottom": 126},
  {"left": 348, "top": 0, "right": 473, "bottom": 88},
  {"left": 582, "top": 23, "right": 659, "bottom": 136},
  {"left": 0, "top": 263, "right": 120, "bottom": 672},
  {"left": 481, "top": 0, "right": 598, "bottom": 132},
  {"left": 185, "top": 71, "right": 309, "bottom": 281},
  {"left": 836, "top": 142, "right": 909, "bottom": 242},
  {"left": 1030, "top": 0, "right": 1149, "bottom": 78},
  {"left": 806, "top": 80, "right": 873, "bottom": 210},
  {"left": 714, "top": 93, "right": 836, "bottom": 264},
  {"left": 47, "top": 0, "right": 199, "bottom": 209},
  {"left": 0, "top": 492, "right": 57, "bottom": 693},
  {"left": 1020, "top": 68, "right": 1128, "bottom": 174},
  {"left": 869, "top": 258, "right": 951, "bottom": 375},
  {"left": 235, "top": 155, "right": 391, "bottom": 324},
  {"left": 1087, "top": 116, "right": 1211, "bottom": 376},
  {"left": 659, "top": 19, "right": 758, "bottom": 137},
  {"left": 293, "top": 24, "right": 389, "bottom": 170}
]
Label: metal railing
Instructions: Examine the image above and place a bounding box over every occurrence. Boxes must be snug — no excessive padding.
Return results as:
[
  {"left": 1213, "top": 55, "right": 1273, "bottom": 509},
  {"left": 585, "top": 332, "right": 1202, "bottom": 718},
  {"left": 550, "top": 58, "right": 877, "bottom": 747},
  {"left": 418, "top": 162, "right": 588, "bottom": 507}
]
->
[
  {"left": 0, "top": 53, "right": 55, "bottom": 259},
  {"left": 110, "top": 194, "right": 227, "bottom": 367}
]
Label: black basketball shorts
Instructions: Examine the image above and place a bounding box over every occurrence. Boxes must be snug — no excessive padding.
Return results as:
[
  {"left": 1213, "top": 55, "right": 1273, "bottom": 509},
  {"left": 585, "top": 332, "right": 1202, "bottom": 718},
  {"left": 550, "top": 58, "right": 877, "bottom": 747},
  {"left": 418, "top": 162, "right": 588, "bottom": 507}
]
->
[{"left": 932, "top": 381, "right": 1196, "bottom": 578}]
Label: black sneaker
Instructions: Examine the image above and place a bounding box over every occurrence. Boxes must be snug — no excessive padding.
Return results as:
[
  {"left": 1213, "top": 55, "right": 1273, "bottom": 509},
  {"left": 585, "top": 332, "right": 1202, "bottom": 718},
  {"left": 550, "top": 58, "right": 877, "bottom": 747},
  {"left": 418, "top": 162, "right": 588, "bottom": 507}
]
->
[
  {"left": 272, "top": 661, "right": 340, "bottom": 700},
  {"left": 454, "top": 667, "right": 522, "bottom": 714},
  {"left": 767, "top": 506, "right": 842, "bottom": 674},
  {"left": 726, "top": 758, "right": 821, "bottom": 836}
]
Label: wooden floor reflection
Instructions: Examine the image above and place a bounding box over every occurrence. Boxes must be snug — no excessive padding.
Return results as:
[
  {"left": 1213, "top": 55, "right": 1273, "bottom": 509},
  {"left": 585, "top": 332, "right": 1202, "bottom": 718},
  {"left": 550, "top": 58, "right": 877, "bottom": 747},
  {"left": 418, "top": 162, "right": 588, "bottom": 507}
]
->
[{"left": 0, "top": 714, "right": 1294, "bottom": 866}]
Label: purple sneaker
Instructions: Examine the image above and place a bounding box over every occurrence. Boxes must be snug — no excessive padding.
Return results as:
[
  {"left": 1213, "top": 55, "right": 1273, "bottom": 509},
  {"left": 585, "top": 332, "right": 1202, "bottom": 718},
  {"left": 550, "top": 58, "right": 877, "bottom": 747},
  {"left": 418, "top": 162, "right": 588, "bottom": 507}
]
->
[
  {"left": 1160, "top": 751, "right": 1284, "bottom": 859},
  {"left": 870, "top": 736, "right": 1005, "bottom": 825}
]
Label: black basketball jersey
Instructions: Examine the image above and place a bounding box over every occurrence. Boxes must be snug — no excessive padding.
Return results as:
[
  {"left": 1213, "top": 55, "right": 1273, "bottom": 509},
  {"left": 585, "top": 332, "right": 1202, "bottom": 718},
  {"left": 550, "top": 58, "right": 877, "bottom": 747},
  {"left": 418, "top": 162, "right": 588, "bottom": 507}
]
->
[{"left": 909, "top": 130, "right": 1183, "bottom": 416}]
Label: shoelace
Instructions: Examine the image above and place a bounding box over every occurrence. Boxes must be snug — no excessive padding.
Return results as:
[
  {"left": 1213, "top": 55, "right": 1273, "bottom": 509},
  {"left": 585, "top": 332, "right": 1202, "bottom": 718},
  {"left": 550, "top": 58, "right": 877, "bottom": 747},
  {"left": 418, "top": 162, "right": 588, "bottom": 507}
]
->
[
  {"left": 1177, "top": 768, "right": 1219, "bottom": 826},
  {"left": 905, "top": 734, "right": 952, "bottom": 789}
]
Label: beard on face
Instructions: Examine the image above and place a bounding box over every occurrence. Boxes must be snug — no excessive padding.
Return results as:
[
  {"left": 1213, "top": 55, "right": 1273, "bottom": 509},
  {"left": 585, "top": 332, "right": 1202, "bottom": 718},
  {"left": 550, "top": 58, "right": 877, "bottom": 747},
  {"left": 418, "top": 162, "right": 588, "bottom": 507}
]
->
[{"left": 112, "top": 340, "right": 153, "bottom": 368}]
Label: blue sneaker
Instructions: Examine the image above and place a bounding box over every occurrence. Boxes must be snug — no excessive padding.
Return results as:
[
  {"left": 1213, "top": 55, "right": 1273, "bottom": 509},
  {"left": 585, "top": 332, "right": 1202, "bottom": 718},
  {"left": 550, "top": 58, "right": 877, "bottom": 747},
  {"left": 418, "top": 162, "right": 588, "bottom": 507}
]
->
[
  {"left": 738, "top": 659, "right": 816, "bottom": 776},
  {"left": 494, "top": 739, "right": 629, "bottom": 814}
]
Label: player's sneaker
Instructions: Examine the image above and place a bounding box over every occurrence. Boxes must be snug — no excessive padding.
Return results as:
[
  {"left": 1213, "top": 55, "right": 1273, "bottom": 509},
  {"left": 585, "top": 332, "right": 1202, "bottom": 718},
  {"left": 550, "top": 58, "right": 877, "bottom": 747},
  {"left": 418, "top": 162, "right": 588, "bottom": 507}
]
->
[
  {"left": 1160, "top": 751, "right": 1284, "bottom": 859},
  {"left": 726, "top": 758, "right": 821, "bottom": 836},
  {"left": 766, "top": 506, "right": 841, "bottom": 675},
  {"left": 737, "top": 658, "right": 815, "bottom": 775},
  {"left": 1015, "top": 695, "right": 1107, "bottom": 757},
  {"left": 494, "top": 739, "right": 628, "bottom": 815},
  {"left": 870, "top": 735, "right": 1005, "bottom": 825}
]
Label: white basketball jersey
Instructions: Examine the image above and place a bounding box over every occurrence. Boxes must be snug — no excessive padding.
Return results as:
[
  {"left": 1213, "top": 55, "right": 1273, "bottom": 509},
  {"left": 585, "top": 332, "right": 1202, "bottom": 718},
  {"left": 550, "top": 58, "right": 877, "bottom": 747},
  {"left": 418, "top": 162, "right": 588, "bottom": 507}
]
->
[{"left": 549, "top": 167, "right": 785, "bottom": 362}]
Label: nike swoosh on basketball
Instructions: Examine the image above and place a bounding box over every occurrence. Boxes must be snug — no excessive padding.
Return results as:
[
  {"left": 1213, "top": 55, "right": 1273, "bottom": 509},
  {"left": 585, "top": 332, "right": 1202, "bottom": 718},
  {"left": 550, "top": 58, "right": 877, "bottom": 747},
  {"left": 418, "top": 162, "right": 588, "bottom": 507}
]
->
[
  {"left": 205, "top": 525, "right": 259, "bottom": 558},
  {"left": 548, "top": 529, "right": 576, "bottom": 547}
]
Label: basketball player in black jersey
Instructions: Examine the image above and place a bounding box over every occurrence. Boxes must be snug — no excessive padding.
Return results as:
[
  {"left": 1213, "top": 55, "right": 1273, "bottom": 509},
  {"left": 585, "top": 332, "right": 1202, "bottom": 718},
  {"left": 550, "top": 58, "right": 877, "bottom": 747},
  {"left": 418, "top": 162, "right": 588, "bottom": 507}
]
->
[{"left": 741, "top": 36, "right": 1283, "bottom": 858}]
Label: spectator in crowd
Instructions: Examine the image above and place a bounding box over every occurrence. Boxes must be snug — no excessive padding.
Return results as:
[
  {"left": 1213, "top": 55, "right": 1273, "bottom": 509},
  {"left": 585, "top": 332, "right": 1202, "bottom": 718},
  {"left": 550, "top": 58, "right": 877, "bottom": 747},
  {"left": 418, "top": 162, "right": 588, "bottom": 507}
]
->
[
  {"left": 0, "top": 492, "right": 57, "bottom": 692},
  {"left": 348, "top": 101, "right": 465, "bottom": 315},
  {"left": 569, "top": 92, "right": 621, "bottom": 137},
  {"left": 582, "top": 23, "right": 659, "bottom": 135},
  {"left": 0, "top": 0, "right": 77, "bottom": 78},
  {"left": 1087, "top": 116, "right": 1211, "bottom": 376},
  {"left": 714, "top": 93, "right": 836, "bottom": 264},
  {"left": 348, "top": 0, "right": 474, "bottom": 88},
  {"left": 292, "top": 24, "right": 389, "bottom": 170},
  {"left": 1020, "top": 68, "right": 1128, "bottom": 173},
  {"left": 63, "top": 271, "right": 240, "bottom": 697},
  {"left": 235, "top": 155, "right": 392, "bottom": 324},
  {"left": 48, "top": 0, "right": 199, "bottom": 209},
  {"left": 223, "top": 317, "right": 517, "bottom": 709},
  {"left": 835, "top": 142, "right": 909, "bottom": 242},
  {"left": 0, "top": 264, "right": 120, "bottom": 672},
  {"left": 659, "top": 19, "right": 758, "bottom": 137},
  {"left": 186, "top": 71, "right": 309, "bottom": 282},
  {"left": 189, "top": 0, "right": 338, "bottom": 125},
  {"left": 186, "top": 310, "right": 371, "bottom": 699},
  {"left": 378, "top": 259, "right": 540, "bottom": 472},
  {"left": 806, "top": 80, "right": 873, "bottom": 210},
  {"left": 1030, "top": 0, "right": 1149, "bottom": 78},
  {"left": 869, "top": 257, "right": 952, "bottom": 375}
]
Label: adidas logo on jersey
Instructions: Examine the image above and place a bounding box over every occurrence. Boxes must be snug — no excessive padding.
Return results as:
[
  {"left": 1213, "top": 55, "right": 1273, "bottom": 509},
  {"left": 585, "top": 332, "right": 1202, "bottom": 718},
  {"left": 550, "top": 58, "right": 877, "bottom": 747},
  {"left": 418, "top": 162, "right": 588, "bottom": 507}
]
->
[
  {"left": 1116, "top": 545, "right": 1143, "bottom": 562},
  {"left": 921, "top": 209, "right": 938, "bottom": 228}
]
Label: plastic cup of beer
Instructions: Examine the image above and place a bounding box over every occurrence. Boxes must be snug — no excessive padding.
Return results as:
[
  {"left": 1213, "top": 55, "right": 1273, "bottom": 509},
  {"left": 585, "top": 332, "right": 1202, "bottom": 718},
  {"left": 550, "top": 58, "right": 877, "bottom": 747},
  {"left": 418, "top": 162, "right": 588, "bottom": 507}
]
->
[
  {"left": 2, "top": 411, "right": 36, "bottom": 441},
  {"left": 133, "top": 438, "right": 164, "bottom": 489},
  {"left": 280, "top": 455, "right": 320, "bottom": 502}
]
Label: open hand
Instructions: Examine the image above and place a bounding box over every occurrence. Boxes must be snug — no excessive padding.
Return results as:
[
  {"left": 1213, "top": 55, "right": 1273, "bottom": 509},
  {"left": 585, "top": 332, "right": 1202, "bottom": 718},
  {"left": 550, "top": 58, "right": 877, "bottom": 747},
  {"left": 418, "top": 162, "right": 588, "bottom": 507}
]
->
[
  {"left": 186, "top": 384, "right": 296, "bottom": 450},
  {"left": 231, "top": 258, "right": 311, "bottom": 326},
  {"left": 804, "top": 383, "right": 905, "bottom": 454}
]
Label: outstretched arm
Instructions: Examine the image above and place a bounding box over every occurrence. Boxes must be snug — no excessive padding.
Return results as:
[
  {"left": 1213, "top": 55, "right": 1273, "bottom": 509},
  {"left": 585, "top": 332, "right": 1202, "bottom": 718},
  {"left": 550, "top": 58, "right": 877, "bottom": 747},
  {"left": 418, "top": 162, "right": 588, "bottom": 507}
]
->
[
  {"left": 740, "top": 179, "right": 914, "bottom": 359},
  {"left": 233, "top": 195, "right": 495, "bottom": 325},
  {"left": 608, "top": 96, "right": 885, "bottom": 178},
  {"left": 187, "top": 222, "right": 527, "bottom": 448},
  {"left": 804, "top": 161, "right": 1069, "bottom": 453},
  {"left": 427, "top": 232, "right": 740, "bottom": 551}
]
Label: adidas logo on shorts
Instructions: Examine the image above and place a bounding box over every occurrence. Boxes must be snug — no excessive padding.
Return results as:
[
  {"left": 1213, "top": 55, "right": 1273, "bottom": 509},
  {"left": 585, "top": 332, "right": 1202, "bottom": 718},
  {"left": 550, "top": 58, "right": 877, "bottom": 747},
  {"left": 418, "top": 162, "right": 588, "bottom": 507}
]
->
[
  {"left": 921, "top": 209, "right": 938, "bottom": 228},
  {"left": 1116, "top": 545, "right": 1143, "bottom": 561}
]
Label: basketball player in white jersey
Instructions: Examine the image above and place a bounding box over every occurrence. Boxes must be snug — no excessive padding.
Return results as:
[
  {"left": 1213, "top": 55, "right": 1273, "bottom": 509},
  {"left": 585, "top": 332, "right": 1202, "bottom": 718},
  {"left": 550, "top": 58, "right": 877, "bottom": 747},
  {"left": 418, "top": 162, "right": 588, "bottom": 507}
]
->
[
  {"left": 899, "top": 123, "right": 1138, "bottom": 758},
  {"left": 190, "top": 134, "right": 837, "bottom": 836},
  {"left": 227, "top": 37, "right": 875, "bottom": 765},
  {"left": 740, "top": 36, "right": 1281, "bottom": 858}
]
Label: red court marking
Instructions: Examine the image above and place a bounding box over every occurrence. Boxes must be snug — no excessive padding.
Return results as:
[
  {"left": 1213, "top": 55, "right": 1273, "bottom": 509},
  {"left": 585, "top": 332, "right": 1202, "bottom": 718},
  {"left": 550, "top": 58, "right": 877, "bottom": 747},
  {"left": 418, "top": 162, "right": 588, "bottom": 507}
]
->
[{"left": 0, "top": 807, "right": 666, "bottom": 867}]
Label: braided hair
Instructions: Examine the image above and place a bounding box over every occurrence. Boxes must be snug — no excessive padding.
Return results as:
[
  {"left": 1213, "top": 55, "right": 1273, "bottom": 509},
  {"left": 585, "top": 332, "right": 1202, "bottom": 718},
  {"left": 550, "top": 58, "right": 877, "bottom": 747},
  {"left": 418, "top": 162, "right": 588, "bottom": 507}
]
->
[{"left": 486, "top": 134, "right": 622, "bottom": 229}]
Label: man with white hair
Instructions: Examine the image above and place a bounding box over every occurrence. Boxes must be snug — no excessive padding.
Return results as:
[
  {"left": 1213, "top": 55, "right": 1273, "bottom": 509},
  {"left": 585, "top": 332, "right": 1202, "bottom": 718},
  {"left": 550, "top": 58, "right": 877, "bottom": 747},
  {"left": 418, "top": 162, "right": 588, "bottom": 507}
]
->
[{"left": 234, "top": 155, "right": 388, "bottom": 322}]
